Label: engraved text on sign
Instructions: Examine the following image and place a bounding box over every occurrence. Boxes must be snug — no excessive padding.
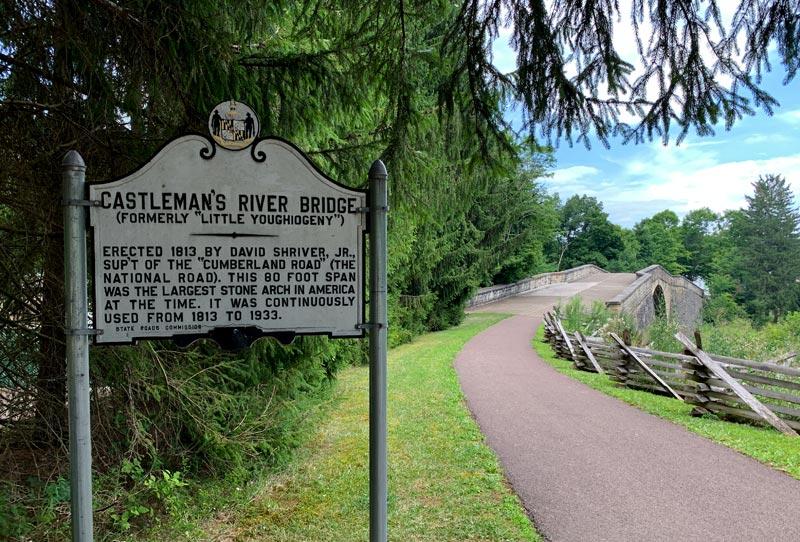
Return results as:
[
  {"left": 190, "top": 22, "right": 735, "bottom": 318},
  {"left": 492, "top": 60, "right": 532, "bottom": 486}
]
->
[{"left": 90, "top": 135, "right": 366, "bottom": 344}]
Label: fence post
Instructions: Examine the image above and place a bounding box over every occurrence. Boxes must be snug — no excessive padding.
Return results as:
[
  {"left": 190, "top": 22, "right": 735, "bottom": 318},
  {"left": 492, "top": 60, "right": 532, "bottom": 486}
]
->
[
  {"left": 694, "top": 330, "right": 703, "bottom": 351},
  {"left": 680, "top": 330, "right": 711, "bottom": 415},
  {"left": 554, "top": 318, "right": 578, "bottom": 364},
  {"left": 543, "top": 313, "right": 556, "bottom": 344},
  {"left": 576, "top": 331, "right": 604, "bottom": 374},
  {"left": 610, "top": 329, "right": 634, "bottom": 387}
]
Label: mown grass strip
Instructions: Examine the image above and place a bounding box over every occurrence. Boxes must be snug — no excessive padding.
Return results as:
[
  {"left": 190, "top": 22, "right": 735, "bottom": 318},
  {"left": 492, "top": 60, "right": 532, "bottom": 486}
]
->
[
  {"left": 533, "top": 325, "right": 800, "bottom": 480},
  {"left": 180, "top": 313, "right": 539, "bottom": 541}
]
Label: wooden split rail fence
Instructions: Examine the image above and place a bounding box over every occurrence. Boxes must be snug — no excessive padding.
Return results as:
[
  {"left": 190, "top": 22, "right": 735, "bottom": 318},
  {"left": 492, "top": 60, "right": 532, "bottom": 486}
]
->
[{"left": 542, "top": 312, "right": 800, "bottom": 437}]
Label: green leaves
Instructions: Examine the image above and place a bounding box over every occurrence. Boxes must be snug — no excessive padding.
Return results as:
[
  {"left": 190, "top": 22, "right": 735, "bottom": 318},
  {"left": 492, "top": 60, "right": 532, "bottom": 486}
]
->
[
  {"left": 634, "top": 210, "right": 690, "bottom": 275},
  {"left": 730, "top": 174, "right": 800, "bottom": 323},
  {"left": 555, "top": 195, "right": 624, "bottom": 270}
]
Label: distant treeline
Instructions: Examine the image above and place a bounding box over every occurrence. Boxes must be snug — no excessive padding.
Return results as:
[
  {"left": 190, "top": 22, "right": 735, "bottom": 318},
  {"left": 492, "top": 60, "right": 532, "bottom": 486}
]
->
[{"left": 548, "top": 175, "right": 800, "bottom": 326}]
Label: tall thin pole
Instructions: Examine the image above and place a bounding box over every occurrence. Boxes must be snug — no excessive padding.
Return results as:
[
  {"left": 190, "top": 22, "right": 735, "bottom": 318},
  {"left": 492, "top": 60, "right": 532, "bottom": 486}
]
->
[
  {"left": 368, "top": 160, "right": 388, "bottom": 542},
  {"left": 63, "top": 150, "right": 93, "bottom": 542}
]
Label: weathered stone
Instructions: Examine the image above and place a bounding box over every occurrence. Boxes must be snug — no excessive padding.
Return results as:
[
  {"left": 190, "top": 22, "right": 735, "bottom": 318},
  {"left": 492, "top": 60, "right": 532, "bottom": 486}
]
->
[
  {"left": 606, "top": 265, "right": 703, "bottom": 331},
  {"left": 467, "top": 264, "right": 704, "bottom": 332},
  {"left": 467, "top": 265, "right": 608, "bottom": 308}
]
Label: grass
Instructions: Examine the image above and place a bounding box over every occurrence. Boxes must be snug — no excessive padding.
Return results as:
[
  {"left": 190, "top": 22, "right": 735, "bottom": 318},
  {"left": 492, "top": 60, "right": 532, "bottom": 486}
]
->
[
  {"left": 533, "top": 325, "right": 800, "bottom": 480},
  {"left": 130, "top": 313, "right": 539, "bottom": 541}
]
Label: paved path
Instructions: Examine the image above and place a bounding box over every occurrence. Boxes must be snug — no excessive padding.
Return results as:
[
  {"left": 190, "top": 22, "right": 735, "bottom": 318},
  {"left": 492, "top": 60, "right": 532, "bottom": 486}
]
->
[{"left": 457, "top": 273, "right": 800, "bottom": 541}]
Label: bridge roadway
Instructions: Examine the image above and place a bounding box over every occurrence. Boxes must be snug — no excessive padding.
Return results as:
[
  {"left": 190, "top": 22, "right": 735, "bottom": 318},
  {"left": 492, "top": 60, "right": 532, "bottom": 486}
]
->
[{"left": 458, "top": 272, "right": 800, "bottom": 541}]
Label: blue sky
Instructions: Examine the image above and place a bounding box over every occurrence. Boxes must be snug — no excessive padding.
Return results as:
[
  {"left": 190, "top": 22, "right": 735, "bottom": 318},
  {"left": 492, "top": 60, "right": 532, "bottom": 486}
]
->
[{"left": 492, "top": 11, "right": 800, "bottom": 228}]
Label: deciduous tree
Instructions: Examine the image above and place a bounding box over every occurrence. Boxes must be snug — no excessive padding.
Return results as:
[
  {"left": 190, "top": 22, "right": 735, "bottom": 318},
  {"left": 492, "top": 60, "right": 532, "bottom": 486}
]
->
[
  {"left": 634, "top": 210, "right": 689, "bottom": 275},
  {"left": 679, "top": 208, "right": 721, "bottom": 281},
  {"left": 555, "top": 195, "right": 624, "bottom": 270}
]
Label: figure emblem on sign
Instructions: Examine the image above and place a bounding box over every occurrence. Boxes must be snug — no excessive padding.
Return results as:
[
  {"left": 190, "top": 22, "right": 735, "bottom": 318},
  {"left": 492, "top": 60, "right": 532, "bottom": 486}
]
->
[{"left": 208, "top": 100, "right": 259, "bottom": 150}]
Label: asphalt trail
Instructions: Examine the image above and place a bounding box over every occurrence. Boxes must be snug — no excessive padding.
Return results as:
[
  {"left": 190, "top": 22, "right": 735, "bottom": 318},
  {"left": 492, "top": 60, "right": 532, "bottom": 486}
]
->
[{"left": 457, "top": 276, "right": 800, "bottom": 541}]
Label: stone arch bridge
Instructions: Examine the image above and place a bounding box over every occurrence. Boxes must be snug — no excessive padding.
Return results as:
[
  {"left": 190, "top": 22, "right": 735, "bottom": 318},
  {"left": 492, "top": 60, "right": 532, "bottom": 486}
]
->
[{"left": 468, "top": 264, "right": 704, "bottom": 330}]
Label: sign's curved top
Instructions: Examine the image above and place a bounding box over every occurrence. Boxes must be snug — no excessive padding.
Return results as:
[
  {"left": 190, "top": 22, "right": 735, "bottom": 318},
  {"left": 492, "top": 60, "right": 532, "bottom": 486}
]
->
[
  {"left": 88, "top": 134, "right": 366, "bottom": 346},
  {"left": 208, "top": 100, "right": 259, "bottom": 150}
]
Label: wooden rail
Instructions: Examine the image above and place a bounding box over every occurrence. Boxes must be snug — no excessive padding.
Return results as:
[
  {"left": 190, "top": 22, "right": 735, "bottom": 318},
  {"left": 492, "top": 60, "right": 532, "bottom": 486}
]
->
[
  {"left": 610, "top": 333, "right": 683, "bottom": 400},
  {"left": 676, "top": 333, "right": 798, "bottom": 437},
  {"left": 544, "top": 312, "right": 800, "bottom": 436}
]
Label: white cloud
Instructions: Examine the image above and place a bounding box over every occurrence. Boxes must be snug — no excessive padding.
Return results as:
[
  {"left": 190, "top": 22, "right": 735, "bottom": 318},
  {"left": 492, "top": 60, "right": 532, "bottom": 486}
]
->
[
  {"left": 555, "top": 138, "right": 800, "bottom": 226},
  {"left": 611, "top": 154, "right": 800, "bottom": 216},
  {"left": 779, "top": 109, "right": 800, "bottom": 125},
  {"left": 623, "top": 140, "right": 719, "bottom": 178},
  {"left": 551, "top": 165, "right": 600, "bottom": 184},
  {"left": 491, "top": 34, "right": 517, "bottom": 75},
  {"left": 743, "top": 133, "right": 789, "bottom": 145}
]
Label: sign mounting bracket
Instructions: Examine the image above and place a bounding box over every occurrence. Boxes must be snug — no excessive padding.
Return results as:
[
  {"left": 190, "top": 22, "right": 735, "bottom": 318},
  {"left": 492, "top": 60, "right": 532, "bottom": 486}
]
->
[
  {"left": 357, "top": 322, "right": 385, "bottom": 330},
  {"left": 356, "top": 205, "right": 389, "bottom": 213},
  {"left": 63, "top": 198, "right": 101, "bottom": 207},
  {"left": 66, "top": 328, "right": 104, "bottom": 337}
]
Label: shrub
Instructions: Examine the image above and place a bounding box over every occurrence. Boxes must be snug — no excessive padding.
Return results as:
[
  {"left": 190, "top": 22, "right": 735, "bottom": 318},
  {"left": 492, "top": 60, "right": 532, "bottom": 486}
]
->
[
  {"left": 703, "top": 292, "right": 748, "bottom": 324},
  {"left": 643, "top": 317, "right": 682, "bottom": 352},
  {"left": 554, "top": 296, "right": 612, "bottom": 336},
  {"left": 553, "top": 296, "right": 642, "bottom": 343}
]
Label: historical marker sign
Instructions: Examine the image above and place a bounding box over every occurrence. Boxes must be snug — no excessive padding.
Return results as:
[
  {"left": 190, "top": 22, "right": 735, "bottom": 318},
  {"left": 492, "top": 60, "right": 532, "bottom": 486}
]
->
[
  {"left": 89, "top": 134, "right": 366, "bottom": 344},
  {"left": 68, "top": 101, "right": 387, "bottom": 542}
]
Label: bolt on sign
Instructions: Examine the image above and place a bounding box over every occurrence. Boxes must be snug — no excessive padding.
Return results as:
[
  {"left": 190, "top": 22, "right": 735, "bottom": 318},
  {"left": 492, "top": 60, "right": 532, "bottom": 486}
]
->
[{"left": 89, "top": 101, "right": 366, "bottom": 346}]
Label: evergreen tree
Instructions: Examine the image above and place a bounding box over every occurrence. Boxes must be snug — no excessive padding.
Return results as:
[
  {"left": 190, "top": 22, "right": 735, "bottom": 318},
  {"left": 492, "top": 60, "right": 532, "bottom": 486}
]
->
[
  {"left": 730, "top": 174, "right": 800, "bottom": 322},
  {"left": 0, "top": 1, "right": 557, "bottom": 475},
  {"left": 446, "top": 0, "right": 799, "bottom": 147}
]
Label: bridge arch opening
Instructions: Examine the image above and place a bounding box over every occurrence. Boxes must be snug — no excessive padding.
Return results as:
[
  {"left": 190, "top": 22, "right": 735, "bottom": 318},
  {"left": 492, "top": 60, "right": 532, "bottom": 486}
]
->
[{"left": 653, "top": 285, "right": 667, "bottom": 318}]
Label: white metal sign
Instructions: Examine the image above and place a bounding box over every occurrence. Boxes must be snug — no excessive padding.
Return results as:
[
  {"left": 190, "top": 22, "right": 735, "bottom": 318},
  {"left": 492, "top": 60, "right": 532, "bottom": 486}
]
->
[{"left": 89, "top": 134, "right": 366, "bottom": 344}]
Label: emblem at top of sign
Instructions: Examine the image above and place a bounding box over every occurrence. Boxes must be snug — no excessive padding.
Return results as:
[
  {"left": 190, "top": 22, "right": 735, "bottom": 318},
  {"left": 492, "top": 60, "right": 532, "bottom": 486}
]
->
[{"left": 208, "top": 100, "right": 259, "bottom": 150}]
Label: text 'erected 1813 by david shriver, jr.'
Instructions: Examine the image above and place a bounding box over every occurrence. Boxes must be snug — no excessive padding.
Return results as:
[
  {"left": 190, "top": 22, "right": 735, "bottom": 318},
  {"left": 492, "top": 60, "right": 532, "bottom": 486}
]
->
[{"left": 98, "top": 242, "right": 360, "bottom": 338}]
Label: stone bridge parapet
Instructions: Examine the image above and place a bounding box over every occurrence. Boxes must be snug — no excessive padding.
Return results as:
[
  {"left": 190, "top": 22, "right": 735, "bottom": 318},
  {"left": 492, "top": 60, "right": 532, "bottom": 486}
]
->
[
  {"left": 467, "top": 263, "right": 704, "bottom": 331},
  {"left": 467, "top": 264, "right": 607, "bottom": 308},
  {"left": 606, "top": 264, "right": 704, "bottom": 330}
]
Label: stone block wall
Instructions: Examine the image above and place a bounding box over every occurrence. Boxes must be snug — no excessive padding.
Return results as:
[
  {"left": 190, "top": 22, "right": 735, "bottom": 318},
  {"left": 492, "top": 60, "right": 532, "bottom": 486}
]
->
[
  {"left": 468, "top": 263, "right": 704, "bottom": 332},
  {"left": 606, "top": 265, "right": 704, "bottom": 331},
  {"left": 466, "top": 264, "right": 607, "bottom": 308}
]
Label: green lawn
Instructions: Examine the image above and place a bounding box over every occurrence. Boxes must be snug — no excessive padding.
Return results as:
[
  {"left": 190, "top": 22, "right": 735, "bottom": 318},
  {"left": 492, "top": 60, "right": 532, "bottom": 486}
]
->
[
  {"left": 151, "top": 313, "right": 539, "bottom": 541},
  {"left": 533, "top": 325, "right": 800, "bottom": 480}
]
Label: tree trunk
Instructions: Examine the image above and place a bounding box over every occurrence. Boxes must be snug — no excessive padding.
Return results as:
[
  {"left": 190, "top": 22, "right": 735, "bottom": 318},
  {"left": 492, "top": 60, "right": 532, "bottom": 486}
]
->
[
  {"left": 557, "top": 241, "right": 568, "bottom": 271},
  {"left": 32, "top": 0, "right": 72, "bottom": 447},
  {"left": 33, "top": 222, "right": 67, "bottom": 446}
]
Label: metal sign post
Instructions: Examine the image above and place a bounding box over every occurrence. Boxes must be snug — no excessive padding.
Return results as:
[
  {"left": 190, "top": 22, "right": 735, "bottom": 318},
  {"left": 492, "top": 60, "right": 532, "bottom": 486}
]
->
[
  {"left": 368, "top": 160, "right": 388, "bottom": 542},
  {"left": 62, "top": 150, "right": 93, "bottom": 542},
  {"left": 63, "top": 100, "right": 388, "bottom": 541}
]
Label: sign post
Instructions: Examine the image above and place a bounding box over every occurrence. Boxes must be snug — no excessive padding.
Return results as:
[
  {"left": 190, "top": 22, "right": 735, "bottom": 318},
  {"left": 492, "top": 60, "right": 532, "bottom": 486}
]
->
[
  {"left": 62, "top": 150, "right": 93, "bottom": 542},
  {"left": 368, "top": 160, "right": 388, "bottom": 542},
  {"left": 62, "top": 100, "right": 388, "bottom": 540}
]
